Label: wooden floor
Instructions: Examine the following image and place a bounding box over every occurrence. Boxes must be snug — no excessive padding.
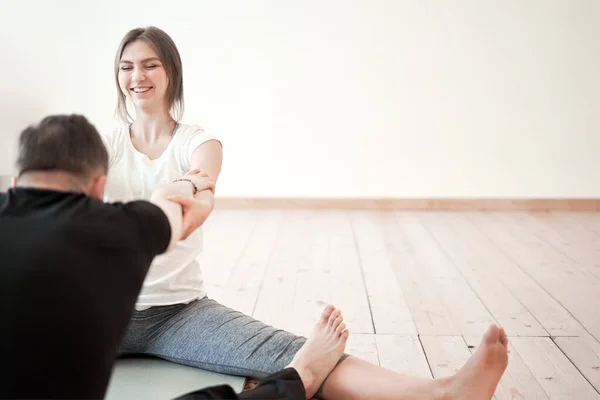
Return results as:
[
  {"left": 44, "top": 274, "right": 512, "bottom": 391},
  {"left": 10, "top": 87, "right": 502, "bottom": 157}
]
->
[{"left": 199, "top": 209, "right": 600, "bottom": 399}]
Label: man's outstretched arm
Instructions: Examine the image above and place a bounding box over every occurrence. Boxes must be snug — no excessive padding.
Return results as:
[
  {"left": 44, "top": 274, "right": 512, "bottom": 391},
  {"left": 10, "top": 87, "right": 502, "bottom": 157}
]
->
[{"left": 150, "top": 176, "right": 215, "bottom": 253}]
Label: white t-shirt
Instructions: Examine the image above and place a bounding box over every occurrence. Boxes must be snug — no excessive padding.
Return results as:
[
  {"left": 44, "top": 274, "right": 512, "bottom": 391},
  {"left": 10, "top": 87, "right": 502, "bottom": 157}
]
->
[{"left": 101, "top": 123, "right": 220, "bottom": 310}]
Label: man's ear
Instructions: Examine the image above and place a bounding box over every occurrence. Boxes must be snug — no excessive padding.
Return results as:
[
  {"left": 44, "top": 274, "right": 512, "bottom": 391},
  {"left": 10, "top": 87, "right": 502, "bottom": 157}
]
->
[
  {"left": 89, "top": 174, "right": 107, "bottom": 200},
  {"left": 11, "top": 176, "right": 17, "bottom": 187}
]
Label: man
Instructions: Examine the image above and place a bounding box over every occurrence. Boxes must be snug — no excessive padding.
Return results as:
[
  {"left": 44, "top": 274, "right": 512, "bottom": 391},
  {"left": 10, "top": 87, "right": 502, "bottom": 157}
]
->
[
  {"left": 0, "top": 114, "right": 348, "bottom": 400},
  {"left": 0, "top": 114, "right": 213, "bottom": 399}
]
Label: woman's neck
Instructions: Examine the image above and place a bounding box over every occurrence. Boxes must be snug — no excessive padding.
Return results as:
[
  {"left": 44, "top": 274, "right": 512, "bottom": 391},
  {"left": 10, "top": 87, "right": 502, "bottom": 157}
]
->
[{"left": 130, "top": 108, "right": 177, "bottom": 143}]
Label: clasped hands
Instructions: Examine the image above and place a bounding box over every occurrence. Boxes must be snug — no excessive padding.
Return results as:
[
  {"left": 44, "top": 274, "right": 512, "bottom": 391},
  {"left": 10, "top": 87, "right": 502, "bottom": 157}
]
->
[{"left": 168, "top": 169, "right": 216, "bottom": 240}]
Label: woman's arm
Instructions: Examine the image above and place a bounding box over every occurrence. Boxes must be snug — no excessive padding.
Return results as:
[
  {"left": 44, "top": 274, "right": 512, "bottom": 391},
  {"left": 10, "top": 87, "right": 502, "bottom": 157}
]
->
[
  {"left": 189, "top": 139, "right": 223, "bottom": 189},
  {"left": 175, "top": 139, "right": 223, "bottom": 239}
]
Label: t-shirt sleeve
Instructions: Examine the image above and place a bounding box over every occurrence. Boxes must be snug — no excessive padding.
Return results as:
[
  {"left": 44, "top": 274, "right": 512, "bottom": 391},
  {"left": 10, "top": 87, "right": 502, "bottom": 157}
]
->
[
  {"left": 115, "top": 200, "right": 172, "bottom": 258},
  {"left": 176, "top": 125, "right": 222, "bottom": 172},
  {"left": 100, "top": 127, "right": 124, "bottom": 169}
]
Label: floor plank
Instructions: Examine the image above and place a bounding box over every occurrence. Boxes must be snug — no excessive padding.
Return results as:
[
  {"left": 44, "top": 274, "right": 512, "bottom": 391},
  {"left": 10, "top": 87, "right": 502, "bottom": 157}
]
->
[
  {"left": 252, "top": 210, "right": 311, "bottom": 334},
  {"left": 375, "top": 210, "right": 461, "bottom": 335},
  {"left": 395, "top": 212, "right": 497, "bottom": 337},
  {"left": 419, "top": 336, "right": 471, "bottom": 378},
  {"left": 217, "top": 210, "right": 284, "bottom": 315},
  {"left": 464, "top": 336, "right": 550, "bottom": 400},
  {"left": 468, "top": 212, "right": 592, "bottom": 338},
  {"left": 510, "top": 337, "right": 600, "bottom": 399},
  {"left": 501, "top": 212, "right": 600, "bottom": 282},
  {"left": 554, "top": 335, "right": 600, "bottom": 394},
  {"left": 200, "top": 210, "right": 262, "bottom": 302},
  {"left": 290, "top": 210, "right": 336, "bottom": 335},
  {"left": 375, "top": 335, "right": 432, "bottom": 378},
  {"left": 522, "top": 212, "right": 600, "bottom": 280},
  {"left": 345, "top": 333, "right": 380, "bottom": 366},
  {"left": 554, "top": 212, "right": 600, "bottom": 237},
  {"left": 326, "top": 211, "right": 374, "bottom": 334},
  {"left": 487, "top": 212, "right": 600, "bottom": 341},
  {"left": 350, "top": 211, "right": 418, "bottom": 334},
  {"left": 420, "top": 212, "right": 548, "bottom": 337}
]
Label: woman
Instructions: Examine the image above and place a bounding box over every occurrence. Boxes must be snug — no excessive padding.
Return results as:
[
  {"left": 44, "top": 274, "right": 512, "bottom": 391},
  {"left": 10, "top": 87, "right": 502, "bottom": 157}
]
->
[{"left": 102, "top": 26, "right": 508, "bottom": 400}]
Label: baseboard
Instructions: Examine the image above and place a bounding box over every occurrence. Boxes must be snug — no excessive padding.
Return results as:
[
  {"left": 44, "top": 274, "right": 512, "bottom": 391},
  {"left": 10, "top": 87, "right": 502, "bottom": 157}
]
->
[{"left": 214, "top": 198, "right": 600, "bottom": 211}]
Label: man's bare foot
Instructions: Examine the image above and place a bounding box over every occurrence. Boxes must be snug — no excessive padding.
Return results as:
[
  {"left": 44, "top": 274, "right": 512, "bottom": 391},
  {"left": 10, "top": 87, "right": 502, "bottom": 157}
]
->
[
  {"left": 287, "top": 305, "right": 349, "bottom": 399},
  {"left": 445, "top": 325, "right": 509, "bottom": 400}
]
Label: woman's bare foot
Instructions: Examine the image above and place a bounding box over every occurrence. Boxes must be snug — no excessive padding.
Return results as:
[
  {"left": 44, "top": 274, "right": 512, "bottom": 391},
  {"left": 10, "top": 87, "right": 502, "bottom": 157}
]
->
[
  {"left": 287, "top": 305, "right": 349, "bottom": 399},
  {"left": 445, "top": 325, "right": 509, "bottom": 400}
]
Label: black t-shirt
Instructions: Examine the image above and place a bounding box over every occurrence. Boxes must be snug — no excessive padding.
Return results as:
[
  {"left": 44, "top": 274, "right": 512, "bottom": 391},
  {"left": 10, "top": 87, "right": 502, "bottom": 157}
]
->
[{"left": 0, "top": 187, "right": 171, "bottom": 399}]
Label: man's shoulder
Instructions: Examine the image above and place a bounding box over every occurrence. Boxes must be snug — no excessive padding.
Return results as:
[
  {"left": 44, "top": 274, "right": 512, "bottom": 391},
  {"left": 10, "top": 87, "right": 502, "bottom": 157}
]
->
[
  {"left": 104, "top": 199, "right": 169, "bottom": 230},
  {"left": 95, "top": 198, "right": 162, "bottom": 219},
  {"left": 103, "top": 199, "right": 171, "bottom": 256},
  {"left": 75, "top": 198, "right": 169, "bottom": 243}
]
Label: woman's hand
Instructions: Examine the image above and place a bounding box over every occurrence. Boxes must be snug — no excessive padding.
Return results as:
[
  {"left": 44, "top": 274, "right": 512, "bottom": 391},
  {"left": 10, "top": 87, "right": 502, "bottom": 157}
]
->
[
  {"left": 167, "top": 169, "right": 216, "bottom": 240},
  {"left": 181, "top": 169, "right": 215, "bottom": 194}
]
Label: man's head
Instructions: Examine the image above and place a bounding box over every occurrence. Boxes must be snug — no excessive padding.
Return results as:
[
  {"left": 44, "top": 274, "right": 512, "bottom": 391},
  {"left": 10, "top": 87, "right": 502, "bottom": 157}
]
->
[{"left": 15, "top": 114, "right": 109, "bottom": 199}]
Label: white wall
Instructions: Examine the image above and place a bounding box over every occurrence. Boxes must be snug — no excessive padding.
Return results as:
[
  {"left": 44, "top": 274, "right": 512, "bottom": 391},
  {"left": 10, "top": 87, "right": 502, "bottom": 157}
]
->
[{"left": 1, "top": 0, "right": 599, "bottom": 198}]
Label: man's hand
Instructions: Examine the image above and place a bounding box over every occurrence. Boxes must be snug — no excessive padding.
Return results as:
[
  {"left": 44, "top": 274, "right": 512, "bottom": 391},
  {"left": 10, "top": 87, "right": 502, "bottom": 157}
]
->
[
  {"left": 168, "top": 169, "right": 215, "bottom": 240},
  {"left": 166, "top": 196, "right": 213, "bottom": 240}
]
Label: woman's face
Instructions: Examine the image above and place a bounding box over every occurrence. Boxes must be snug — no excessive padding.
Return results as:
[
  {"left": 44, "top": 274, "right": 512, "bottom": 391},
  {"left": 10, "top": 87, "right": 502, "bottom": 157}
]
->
[{"left": 118, "top": 40, "right": 169, "bottom": 112}]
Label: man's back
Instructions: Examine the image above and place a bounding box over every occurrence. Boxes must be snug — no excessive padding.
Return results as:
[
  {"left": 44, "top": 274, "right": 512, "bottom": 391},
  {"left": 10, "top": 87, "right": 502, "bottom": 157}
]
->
[{"left": 0, "top": 187, "right": 170, "bottom": 399}]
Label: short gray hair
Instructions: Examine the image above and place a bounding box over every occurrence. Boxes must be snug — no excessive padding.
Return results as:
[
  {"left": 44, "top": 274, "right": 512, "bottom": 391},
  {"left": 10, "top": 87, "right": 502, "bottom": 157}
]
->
[{"left": 16, "top": 114, "right": 108, "bottom": 179}]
